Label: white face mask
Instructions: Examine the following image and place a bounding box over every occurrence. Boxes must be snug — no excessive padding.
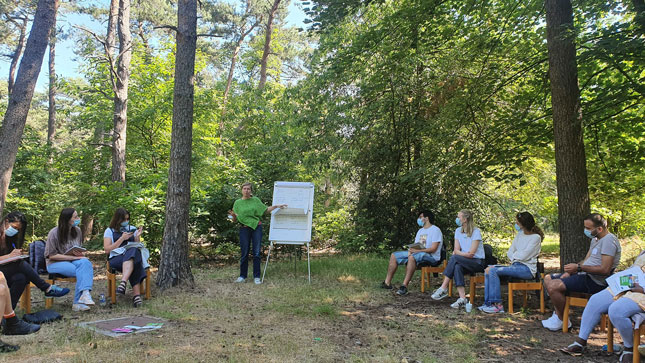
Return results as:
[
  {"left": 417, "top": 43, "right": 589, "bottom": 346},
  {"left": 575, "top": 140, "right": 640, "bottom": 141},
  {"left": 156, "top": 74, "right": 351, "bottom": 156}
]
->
[{"left": 4, "top": 226, "right": 19, "bottom": 237}]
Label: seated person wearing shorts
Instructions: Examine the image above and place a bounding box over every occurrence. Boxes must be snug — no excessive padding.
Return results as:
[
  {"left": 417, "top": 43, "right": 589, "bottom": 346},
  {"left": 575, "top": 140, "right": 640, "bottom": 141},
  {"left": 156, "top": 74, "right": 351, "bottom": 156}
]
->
[
  {"left": 381, "top": 210, "right": 443, "bottom": 296},
  {"left": 542, "top": 213, "right": 621, "bottom": 331}
]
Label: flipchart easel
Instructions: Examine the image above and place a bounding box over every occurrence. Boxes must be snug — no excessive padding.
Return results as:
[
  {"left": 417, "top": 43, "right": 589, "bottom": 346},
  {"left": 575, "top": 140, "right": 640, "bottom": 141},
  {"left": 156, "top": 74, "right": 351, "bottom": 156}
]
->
[{"left": 262, "top": 181, "right": 315, "bottom": 283}]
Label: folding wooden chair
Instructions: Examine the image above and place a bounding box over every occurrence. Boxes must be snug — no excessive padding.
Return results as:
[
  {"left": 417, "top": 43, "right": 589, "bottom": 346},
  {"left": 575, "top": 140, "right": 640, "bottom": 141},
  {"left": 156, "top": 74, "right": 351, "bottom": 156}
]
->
[
  {"left": 507, "top": 262, "right": 545, "bottom": 314},
  {"left": 106, "top": 260, "right": 151, "bottom": 304},
  {"left": 45, "top": 274, "right": 77, "bottom": 309},
  {"left": 562, "top": 292, "right": 607, "bottom": 333}
]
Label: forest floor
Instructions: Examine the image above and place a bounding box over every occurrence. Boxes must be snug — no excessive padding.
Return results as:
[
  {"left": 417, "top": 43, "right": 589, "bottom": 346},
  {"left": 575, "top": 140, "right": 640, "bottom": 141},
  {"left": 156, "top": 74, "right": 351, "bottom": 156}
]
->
[{"left": 3, "top": 239, "right": 643, "bottom": 362}]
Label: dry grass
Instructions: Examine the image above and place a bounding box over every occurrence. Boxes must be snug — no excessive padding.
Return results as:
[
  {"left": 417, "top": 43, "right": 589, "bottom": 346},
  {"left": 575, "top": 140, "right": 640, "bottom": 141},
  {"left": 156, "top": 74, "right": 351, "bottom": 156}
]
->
[{"left": 2, "top": 249, "right": 635, "bottom": 362}]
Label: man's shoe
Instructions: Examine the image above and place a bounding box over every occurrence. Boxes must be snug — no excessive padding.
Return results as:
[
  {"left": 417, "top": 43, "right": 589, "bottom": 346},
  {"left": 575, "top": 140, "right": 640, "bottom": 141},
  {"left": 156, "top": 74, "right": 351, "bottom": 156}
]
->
[
  {"left": 235, "top": 277, "right": 246, "bottom": 283},
  {"left": 3, "top": 318, "right": 40, "bottom": 335},
  {"left": 542, "top": 314, "right": 571, "bottom": 331},
  {"left": 450, "top": 297, "right": 468, "bottom": 309},
  {"left": 72, "top": 303, "right": 90, "bottom": 312},
  {"left": 396, "top": 286, "right": 408, "bottom": 296},
  {"left": 78, "top": 290, "right": 95, "bottom": 305},
  {"left": 380, "top": 281, "right": 393, "bottom": 290},
  {"left": 44, "top": 285, "right": 70, "bottom": 297},
  {"left": 254, "top": 278, "right": 262, "bottom": 285},
  {"left": 560, "top": 342, "right": 586, "bottom": 356},
  {"left": 431, "top": 287, "right": 448, "bottom": 300}
]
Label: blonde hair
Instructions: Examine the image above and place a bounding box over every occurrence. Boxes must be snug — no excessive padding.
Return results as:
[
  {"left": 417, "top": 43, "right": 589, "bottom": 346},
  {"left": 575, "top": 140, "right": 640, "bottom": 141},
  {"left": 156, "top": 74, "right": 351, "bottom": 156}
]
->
[{"left": 459, "top": 209, "right": 475, "bottom": 237}]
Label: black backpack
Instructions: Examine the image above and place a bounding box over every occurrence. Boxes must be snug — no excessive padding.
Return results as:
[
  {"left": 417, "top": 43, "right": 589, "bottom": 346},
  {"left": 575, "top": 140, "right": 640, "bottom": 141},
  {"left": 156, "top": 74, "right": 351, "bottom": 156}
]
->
[
  {"left": 483, "top": 243, "right": 497, "bottom": 268},
  {"left": 28, "top": 240, "right": 47, "bottom": 275}
]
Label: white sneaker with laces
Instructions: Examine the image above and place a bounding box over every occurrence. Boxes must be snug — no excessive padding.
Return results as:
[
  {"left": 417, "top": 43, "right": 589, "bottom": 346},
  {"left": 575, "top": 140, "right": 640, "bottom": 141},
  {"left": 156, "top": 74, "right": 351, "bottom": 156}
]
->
[
  {"left": 72, "top": 303, "right": 90, "bottom": 312},
  {"left": 254, "top": 278, "right": 262, "bottom": 285},
  {"left": 235, "top": 277, "right": 246, "bottom": 283},
  {"left": 78, "top": 290, "right": 95, "bottom": 305},
  {"left": 450, "top": 297, "right": 468, "bottom": 309},
  {"left": 542, "top": 314, "right": 571, "bottom": 331},
  {"left": 431, "top": 287, "right": 448, "bottom": 300}
]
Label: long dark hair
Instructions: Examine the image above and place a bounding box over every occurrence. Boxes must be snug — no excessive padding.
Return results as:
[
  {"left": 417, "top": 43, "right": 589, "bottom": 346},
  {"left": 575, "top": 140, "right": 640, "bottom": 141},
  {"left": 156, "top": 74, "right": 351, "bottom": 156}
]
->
[
  {"left": 109, "top": 208, "right": 129, "bottom": 230},
  {"left": 1, "top": 211, "right": 27, "bottom": 250},
  {"left": 57, "top": 208, "right": 79, "bottom": 246},
  {"left": 516, "top": 211, "right": 544, "bottom": 241}
]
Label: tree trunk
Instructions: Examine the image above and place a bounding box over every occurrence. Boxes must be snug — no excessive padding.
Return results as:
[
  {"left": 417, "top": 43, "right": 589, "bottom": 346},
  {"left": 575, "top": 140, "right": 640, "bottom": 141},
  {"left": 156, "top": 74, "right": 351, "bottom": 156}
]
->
[
  {"left": 106, "top": 0, "right": 118, "bottom": 56},
  {"left": 8, "top": 17, "right": 28, "bottom": 96},
  {"left": 633, "top": 0, "right": 645, "bottom": 29},
  {"left": 156, "top": 0, "right": 196, "bottom": 289},
  {"left": 111, "top": 0, "right": 132, "bottom": 183},
  {"left": 545, "top": 0, "right": 591, "bottom": 270},
  {"left": 258, "top": 0, "right": 281, "bottom": 90},
  {"left": 47, "top": 15, "right": 57, "bottom": 149},
  {"left": 81, "top": 214, "right": 94, "bottom": 242},
  {"left": 0, "top": 0, "right": 59, "bottom": 216},
  {"left": 222, "top": 17, "right": 260, "bottom": 116}
]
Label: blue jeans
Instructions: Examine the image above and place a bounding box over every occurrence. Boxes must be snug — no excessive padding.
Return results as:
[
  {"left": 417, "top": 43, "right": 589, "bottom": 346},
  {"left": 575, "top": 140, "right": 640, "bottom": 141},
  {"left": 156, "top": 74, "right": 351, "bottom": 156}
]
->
[
  {"left": 393, "top": 251, "right": 437, "bottom": 266},
  {"left": 47, "top": 258, "right": 94, "bottom": 304},
  {"left": 239, "top": 225, "right": 262, "bottom": 279},
  {"left": 443, "top": 255, "right": 485, "bottom": 287},
  {"left": 484, "top": 262, "right": 534, "bottom": 304}
]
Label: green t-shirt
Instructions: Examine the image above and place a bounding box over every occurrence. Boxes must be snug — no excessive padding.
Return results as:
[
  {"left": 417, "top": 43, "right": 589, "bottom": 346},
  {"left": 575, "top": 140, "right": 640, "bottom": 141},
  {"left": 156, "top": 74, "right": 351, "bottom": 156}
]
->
[{"left": 233, "top": 196, "right": 268, "bottom": 230}]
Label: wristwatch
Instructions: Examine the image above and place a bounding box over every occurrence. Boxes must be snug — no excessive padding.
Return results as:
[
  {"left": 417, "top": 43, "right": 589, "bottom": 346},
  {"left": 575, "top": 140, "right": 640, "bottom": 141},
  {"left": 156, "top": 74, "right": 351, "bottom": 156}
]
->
[{"left": 577, "top": 264, "right": 582, "bottom": 273}]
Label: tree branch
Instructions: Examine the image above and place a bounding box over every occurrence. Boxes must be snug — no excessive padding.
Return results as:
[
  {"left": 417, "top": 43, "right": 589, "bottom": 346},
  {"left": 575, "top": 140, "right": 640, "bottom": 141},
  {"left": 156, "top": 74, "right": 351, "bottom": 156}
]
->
[{"left": 153, "top": 25, "right": 178, "bottom": 32}]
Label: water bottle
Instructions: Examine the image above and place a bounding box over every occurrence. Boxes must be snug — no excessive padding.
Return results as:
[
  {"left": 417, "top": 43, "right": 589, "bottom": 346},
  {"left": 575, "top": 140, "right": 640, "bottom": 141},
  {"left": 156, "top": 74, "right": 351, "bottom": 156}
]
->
[{"left": 99, "top": 293, "right": 107, "bottom": 307}]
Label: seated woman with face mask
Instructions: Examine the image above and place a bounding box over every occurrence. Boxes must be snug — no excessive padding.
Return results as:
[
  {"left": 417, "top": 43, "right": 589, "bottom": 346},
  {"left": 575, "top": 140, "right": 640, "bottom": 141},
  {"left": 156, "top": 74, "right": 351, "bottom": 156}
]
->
[{"left": 0, "top": 211, "right": 69, "bottom": 311}]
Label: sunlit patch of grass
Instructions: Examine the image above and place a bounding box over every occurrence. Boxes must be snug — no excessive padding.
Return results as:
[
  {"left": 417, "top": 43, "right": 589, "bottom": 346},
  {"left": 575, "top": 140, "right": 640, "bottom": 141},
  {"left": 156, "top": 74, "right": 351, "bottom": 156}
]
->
[{"left": 338, "top": 274, "right": 360, "bottom": 283}]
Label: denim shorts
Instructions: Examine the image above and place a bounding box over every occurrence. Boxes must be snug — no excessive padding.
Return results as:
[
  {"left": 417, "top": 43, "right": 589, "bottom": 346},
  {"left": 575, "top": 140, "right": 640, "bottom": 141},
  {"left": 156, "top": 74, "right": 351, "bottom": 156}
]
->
[
  {"left": 393, "top": 251, "right": 437, "bottom": 266},
  {"left": 550, "top": 273, "right": 606, "bottom": 294}
]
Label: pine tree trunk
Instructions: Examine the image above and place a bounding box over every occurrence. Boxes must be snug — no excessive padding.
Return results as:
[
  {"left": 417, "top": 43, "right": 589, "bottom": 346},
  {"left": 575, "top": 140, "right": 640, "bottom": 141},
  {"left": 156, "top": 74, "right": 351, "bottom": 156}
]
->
[
  {"left": 47, "top": 15, "right": 57, "bottom": 149},
  {"left": 111, "top": 0, "right": 131, "bottom": 183},
  {"left": 258, "top": 0, "right": 281, "bottom": 90},
  {"left": 0, "top": 0, "right": 59, "bottom": 216},
  {"left": 156, "top": 0, "right": 197, "bottom": 289},
  {"left": 7, "top": 17, "right": 28, "bottom": 96},
  {"left": 545, "top": 0, "right": 591, "bottom": 269}
]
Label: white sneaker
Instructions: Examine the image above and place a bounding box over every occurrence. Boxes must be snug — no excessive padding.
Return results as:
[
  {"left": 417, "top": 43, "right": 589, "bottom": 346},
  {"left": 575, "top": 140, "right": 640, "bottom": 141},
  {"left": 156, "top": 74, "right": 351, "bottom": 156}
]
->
[
  {"left": 450, "top": 297, "right": 468, "bottom": 309},
  {"left": 254, "top": 278, "right": 262, "bottom": 285},
  {"left": 78, "top": 290, "right": 95, "bottom": 305},
  {"left": 431, "top": 287, "right": 448, "bottom": 300},
  {"left": 72, "top": 303, "right": 90, "bottom": 312},
  {"left": 235, "top": 277, "right": 246, "bottom": 283},
  {"left": 542, "top": 314, "right": 571, "bottom": 331}
]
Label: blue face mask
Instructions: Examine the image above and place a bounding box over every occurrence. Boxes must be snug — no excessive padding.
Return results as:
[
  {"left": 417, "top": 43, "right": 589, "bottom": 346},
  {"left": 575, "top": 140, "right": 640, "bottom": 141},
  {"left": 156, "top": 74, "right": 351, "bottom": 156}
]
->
[
  {"left": 455, "top": 217, "right": 462, "bottom": 227},
  {"left": 121, "top": 221, "right": 130, "bottom": 227},
  {"left": 73, "top": 219, "right": 81, "bottom": 227},
  {"left": 514, "top": 223, "right": 521, "bottom": 232},
  {"left": 584, "top": 229, "right": 595, "bottom": 239},
  {"left": 417, "top": 218, "right": 424, "bottom": 227},
  {"left": 4, "top": 226, "right": 18, "bottom": 237}
]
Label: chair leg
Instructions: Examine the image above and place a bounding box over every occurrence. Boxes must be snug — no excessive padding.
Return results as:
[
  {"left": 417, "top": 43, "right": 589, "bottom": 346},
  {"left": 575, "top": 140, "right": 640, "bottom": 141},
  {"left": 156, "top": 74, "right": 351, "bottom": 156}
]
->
[
  {"left": 108, "top": 273, "right": 116, "bottom": 304},
  {"left": 508, "top": 285, "right": 514, "bottom": 314},
  {"left": 539, "top": 285, "right": 545, "bottom": 313},
  {"left": 562, "top": 297, "right": 571, "bottom": 333},
  {"left": 607, "top": 316, "right": 613, "bottom": 353},
  {"left": 448, "top": 280, "right": 452, "bottom": 297},
  {"left": 20, "top": 283, "right": 31, "bottom": 314},
  {"left": 421, "top": 269, "right": 426, "bottom": 293},
  {"left": 469, "top": 278, "right": 476, "bottom": 304},
  {"left": 145, "top": 269, "right": 151, "bottom": 300},
  {"left": 523, "top": 290, "right": 528, "bottom": 308},
  {"left": 600, "top": 314, "right": 606, "bottom": 332},
  {"left": 45, "top": 279, "right": 54, "bottom": 309},
  {"left": 634, "top": 328, "right": 641, "bottom": 363}
]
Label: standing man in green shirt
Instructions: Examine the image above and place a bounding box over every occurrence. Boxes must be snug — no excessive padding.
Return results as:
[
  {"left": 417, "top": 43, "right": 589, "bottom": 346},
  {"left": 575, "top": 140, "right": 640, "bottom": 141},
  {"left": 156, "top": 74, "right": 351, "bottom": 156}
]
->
[{"left": 229, "top": 182, "right": 286, "bottom": 284}]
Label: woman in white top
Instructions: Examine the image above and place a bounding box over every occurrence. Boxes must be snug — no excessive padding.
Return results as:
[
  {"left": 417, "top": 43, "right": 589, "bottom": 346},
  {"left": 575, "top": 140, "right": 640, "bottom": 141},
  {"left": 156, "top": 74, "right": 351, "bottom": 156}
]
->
[
  {"left": 431, "top": 209, "right": 486, "bottom": 309},
  {"left": 479, "top": 212, "right": 543, "bottom": 313},
  {"left": 103, "top": 208, "right": 145, "bottom": 307}
]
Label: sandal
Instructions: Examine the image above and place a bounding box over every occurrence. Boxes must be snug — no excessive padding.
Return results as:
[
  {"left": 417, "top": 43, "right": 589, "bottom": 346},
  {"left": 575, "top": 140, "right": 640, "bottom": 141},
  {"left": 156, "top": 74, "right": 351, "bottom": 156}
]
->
[
  {"left": 132, "top": 295, "right": 142, "bottom": 308},
  {"left": 619, "top": 349, "right": 633, "bottom": 362},
  {"left": 116, "top": 280, "right": 127, "bottom": 295},
  {"left": 560, "top": 342, "right": 586, "bottom": 356}
]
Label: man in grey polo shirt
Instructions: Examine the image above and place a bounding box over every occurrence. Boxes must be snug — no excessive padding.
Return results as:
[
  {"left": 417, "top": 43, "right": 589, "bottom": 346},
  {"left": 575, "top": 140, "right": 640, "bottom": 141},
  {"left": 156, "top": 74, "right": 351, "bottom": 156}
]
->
[{"left": 542, "top": 213, "right": 621, "bottom": 331}]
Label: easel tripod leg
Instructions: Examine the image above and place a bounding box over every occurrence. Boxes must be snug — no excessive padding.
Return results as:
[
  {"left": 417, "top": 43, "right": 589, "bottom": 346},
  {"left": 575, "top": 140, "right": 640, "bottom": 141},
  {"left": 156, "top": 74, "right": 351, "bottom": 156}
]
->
[{"left": 262, "top": 241, "right": 274, "bottom": 282}]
